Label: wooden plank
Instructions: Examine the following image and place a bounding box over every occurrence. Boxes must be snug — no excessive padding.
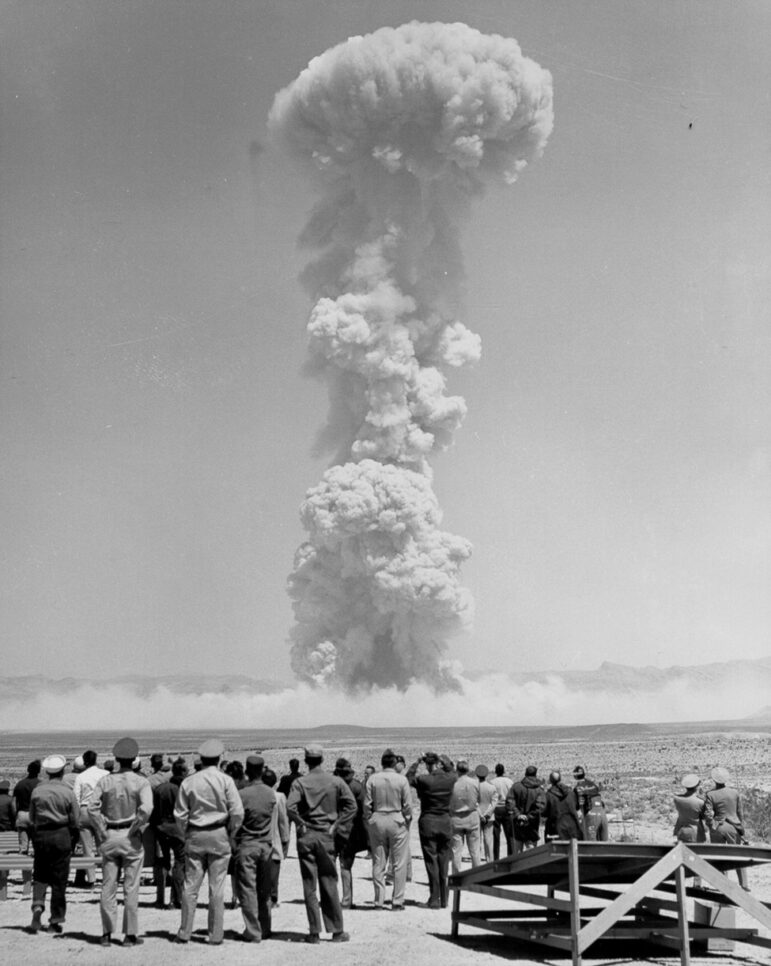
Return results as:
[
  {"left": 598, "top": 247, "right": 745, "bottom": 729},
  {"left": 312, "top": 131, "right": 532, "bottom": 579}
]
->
[
  {"left": 675, "top": 864, "right": 691, "bottom": 966},
  {"left": 451, "top": 883, "right": 460, "bottom": 939},
  {"left": 461, "top": 880, "right": 573, "bottom": 911},
  {"left": 459, "top": 914, "right": 573, "bottom": 951},
  {"left": 577, "top": 843, "right": 684, "bottom": 953},
  {"left": 683, "top": 849, "right": 771, "bottom": 933},
  {"left": 568, "top": 836, "right": 581, "bottom": 966}
]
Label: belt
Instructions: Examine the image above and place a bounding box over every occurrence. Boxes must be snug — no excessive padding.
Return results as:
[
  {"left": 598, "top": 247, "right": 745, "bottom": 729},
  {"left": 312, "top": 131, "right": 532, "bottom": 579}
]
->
[
  {"left": 106, "top": 819, "right": 135, "bottom": 829},
  {"left": 189, "top": 818, "right": 229, "bottom": 831}
]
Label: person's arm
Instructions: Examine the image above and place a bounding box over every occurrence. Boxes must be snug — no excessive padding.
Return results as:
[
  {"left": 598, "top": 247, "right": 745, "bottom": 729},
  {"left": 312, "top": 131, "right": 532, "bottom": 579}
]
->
[
  {"left": 702, "top": 793, "right": 715, "bottom": 831},
  {"left": 405, "top": 760, "right": 421, "bottom": 787},
  {"left": 333, "top": 778, "right": 357, "bottom": 837},
  {"left": 224, "top": 775, "right": 244, "bottom": 836},
  {"left": 277, "top": 796, "right": 290, "bottom": 856},
  {"left": 400, "top": 778, "right": 412, "bottom": 823},
  {"left": 505, "top": 786, "right": 520, "bottom": 820},
  {"left": 130, "top": 778, "right": 153, "bottom": 837},
  {"left": 286, "top": 781, "right": 306, "bottom": 835},
  {"left": 88, "top": 779, "right": 107, "bottom": 841},
  {"left": 363, "top": 777, "right": 374, "bottom": 821},
  {"left": 173, "top": 780, "right": 190, "bottom": 837}
]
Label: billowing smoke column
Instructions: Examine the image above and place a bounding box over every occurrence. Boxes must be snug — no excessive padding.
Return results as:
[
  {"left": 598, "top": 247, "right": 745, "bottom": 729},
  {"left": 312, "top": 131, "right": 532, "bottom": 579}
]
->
[{"left": 269, "top": 22, "right": 552, "bottom": 692}]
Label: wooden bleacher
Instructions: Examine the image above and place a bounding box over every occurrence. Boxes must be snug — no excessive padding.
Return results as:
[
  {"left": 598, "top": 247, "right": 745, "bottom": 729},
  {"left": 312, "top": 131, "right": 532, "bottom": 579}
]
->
[
  {"left": 450, "top": 839, "right": 771, "bottom": 966},
  {"left": 0, "top": 830, "right": 101, "bottom": 900}
]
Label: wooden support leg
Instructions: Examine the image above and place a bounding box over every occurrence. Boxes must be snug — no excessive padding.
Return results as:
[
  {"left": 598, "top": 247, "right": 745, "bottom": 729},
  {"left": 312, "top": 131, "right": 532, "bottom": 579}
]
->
[
  {"left": 675, "top": 865, "right": 691, "bottom": 966},
  {"left": 568, "top": 837, "right": 581, "bottom": 966},
  {"left": 451, "top": 888, "right": 460, "bottom": 939}
]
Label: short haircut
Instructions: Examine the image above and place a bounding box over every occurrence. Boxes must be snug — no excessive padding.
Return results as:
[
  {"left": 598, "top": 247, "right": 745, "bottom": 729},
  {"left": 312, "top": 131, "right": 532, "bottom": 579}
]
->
[
  {"left": 525, "top": 765, "right": 538, "bottom": 777},
  {"left": 494, "top": 763, "right": 505, "bottom": 776},
  {"left": 171, "top": 760, "right": 187, "bottom": 778},
  {"left": 245, "top": 758, "right": 263, "bottom": 780},
  {"left": 83, "top": 750, "right": 97, "bottom": 768},
  {"left": 289, "top": 758, "right": 300, "bottom": 769},
  {"left": 262, "top": 768, "right": 277, "bottom": 788},
  {"left": 28, "top": 760, "right": 42, "bottom": 777},
  {"left": 150, "top": 753, "right": 164, "bottom": 768},
  {"left": 305, "top": 755, "right": 323, "bottom": 769},
  {"left": 456, "top": 761, "right": 469, "bottom": 774},
  {"left": 381, "top": 749, "right": 397, "bottom": 769}
]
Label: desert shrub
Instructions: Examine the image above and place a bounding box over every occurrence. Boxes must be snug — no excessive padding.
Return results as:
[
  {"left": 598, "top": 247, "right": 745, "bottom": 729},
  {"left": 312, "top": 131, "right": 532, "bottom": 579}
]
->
[{"left": 741, "top": 786, "right": 771, "bottom": 843}]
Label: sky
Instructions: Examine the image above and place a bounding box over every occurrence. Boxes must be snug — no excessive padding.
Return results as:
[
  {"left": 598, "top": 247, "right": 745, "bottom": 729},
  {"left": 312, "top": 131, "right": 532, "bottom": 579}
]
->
[{"left": 2, "top": 0, "right": 770, "bottom": 694}]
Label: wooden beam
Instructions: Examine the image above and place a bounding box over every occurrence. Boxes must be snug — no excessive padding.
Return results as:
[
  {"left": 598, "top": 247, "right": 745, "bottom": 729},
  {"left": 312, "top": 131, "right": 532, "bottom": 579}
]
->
[
  {"left": 577, "top": 843, "right": 684, "bottom": 953},
  {"left": 458, "top": 914, "right": 573, "bottom": 951},
  {"left": 675, "top": 864, "right": 691, "bottom": 966},
  {"left": 683, "top": 849, "right": 771, "bottom": 933},
  {"left": 461, "top": 881, "right": 572, "bottom": 911},
  {"left": 568, "top": 837, "right": 581, "bottom": 966}
]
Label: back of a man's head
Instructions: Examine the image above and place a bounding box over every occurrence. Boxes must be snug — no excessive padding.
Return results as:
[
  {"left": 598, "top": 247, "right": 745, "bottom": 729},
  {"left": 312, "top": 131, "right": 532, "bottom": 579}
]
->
[
  {"left": 172, "top": 760, "right": 188, "bottom": 779},
  {"left": 263, "top": 768, "right": 277, "bottom": 788},
  {"left": 28, "top": 760, "right": 42, "bottom": 778},
  {"left": 456, "top": 760, "right": 469, "bottom": 775},
  {"left": 549, "top": 770, "right": 561, "bottom": 785},
  {"left": 381, "top": 749, "right": 397, "bottom": 769},
  {"left": 83, "top": 750, "right": 97, "bottom": 769},
  {"left": 150, "top": 753, "right": 164, "bottom": 771},
  {"left": 525, "top": 765, "right": 538, "bottom": 778},
  {"left": 305, "top": 755, "right": 323, "bottom": 770},
  {"left": 289, "top": 758, "right": 300, "bottom": 772}
]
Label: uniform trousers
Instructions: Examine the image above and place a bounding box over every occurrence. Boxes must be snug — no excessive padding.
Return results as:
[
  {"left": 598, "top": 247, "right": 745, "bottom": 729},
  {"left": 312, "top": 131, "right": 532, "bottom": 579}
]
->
[
  {"left": 418, "top": 813, "right": 452, "bottom": 908},
  {"left": 234, "top": 839, "right": 272, "bottom": 941},
  {"left": 493, "top": 804, "right": 513, "bottom": 859},
  {"left": 368, "top": 812, "right": 409, "bottom": 907},
  {"left": 32, "top": 827, "right": 73, "bottom": 924},
  {"left": 296, "top": 828, "right": 344, "bottom": 935},
  {"left": 451, "top": 812, "right": 481, "bottom": 874},
  {"left": 334, "top": 832, "right": 357, "bottom": 909},
  {"left": 480, "top": 816, "right": 494, "bottom": 862},
  {"left": 710, "top": 822, "right": 748, "bottom": 888},
  {"left": 178, "top": 827, "right": 231, "bottom": 943},
  {"left": 99, "top": 827, "right": 144, "bottom": 936}
]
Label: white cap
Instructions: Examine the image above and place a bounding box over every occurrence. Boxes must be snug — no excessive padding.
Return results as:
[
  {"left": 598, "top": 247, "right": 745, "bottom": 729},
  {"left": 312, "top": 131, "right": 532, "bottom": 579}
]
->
[{"left": 42, "top": 755, "right": 66, "bottom": 773}]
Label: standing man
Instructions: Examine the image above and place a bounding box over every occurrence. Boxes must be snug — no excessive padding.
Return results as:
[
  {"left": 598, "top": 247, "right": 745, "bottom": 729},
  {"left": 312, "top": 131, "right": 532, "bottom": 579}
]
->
[
  {"left": 704, "top": 767, "right": 748, "bottom": 888},
  {"left": 364, "top": 748, "right": 412, "bottom": 910},
  {"left": 450, "top": 759, "right": 481, "bottom": 874},
  {"left": 286, "top": 744, "right": 357, "bottom": 944},
  {"left": 151, "top": 759, "right": 188, "bottom": 909},
  {"left": 543, "top": 771, "right": 582, "bottom": 842},
  {"left": 89, "top": 736, "right": 153, "bottom": 947},
  {"left": 572, "top": 766, "right": 608, "bottom": 841},
  {"left": 234, "top": 755, "right": 275, "bottom": 943},
  {"left": 173, "top": 738, "right": 244, "bottom": 946},
  {"left": 490, "top": 763, "right": 514, "bottom": 859},
  {"left": 507, "top": 766, "right": 545, "bottom": 853},
  {"left": 28, "top": 754, "right": 80, "bottom": 934},
  {"left": 72, "top": 750, "right": 107, "bottom": 889},
  {"left": 333, "top": 757, "right": 368, "bottom": 910},
  {"left": 476, "top": 765, "right": 500, "bottom": 863},
  {"left": 13, "top": 760, "right": 42, "bottom": 855},
  {"left": 277, "top": 758, "right": 302, "bottom": 798},
  {"left": 406, "top": 751, "right": 456, "bottom": 909}
]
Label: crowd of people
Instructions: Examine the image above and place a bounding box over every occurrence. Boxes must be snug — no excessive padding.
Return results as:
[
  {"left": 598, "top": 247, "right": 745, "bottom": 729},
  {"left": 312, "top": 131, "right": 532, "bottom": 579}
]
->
[{"left": 0, "top": 740, "right": 747, "bottom": 945}]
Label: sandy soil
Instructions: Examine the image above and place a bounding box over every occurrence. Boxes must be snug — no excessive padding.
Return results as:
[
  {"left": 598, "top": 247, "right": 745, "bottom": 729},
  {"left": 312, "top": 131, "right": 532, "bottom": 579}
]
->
[{"left": 2, "top": 826, "right": 771, "bottom": 966}]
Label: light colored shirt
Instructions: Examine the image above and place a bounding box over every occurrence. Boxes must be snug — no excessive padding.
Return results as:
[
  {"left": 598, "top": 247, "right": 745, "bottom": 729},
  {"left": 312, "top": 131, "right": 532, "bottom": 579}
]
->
[
  {"left": 270, "top": 790, "right": 290, "bottom": 861},
  {"left": 478, "top": 778, "right": 501, "bottom": 821},
  {"left": 491, "top": 775, "right": 513, "bottom": 802},
  {"left": 174, "top": 765, "right": 244, "bottom": 835},
  {"left": 73, "top": 765, "right": 108, "bottom": 809},
  {"left": 89, "top": 769, "right": 153, "bottom": 836},
  {"left": 148, "top": 770, "right": 169, "bottom": 790},
  {"left": 450, "top": 774, "right": 480, "bottom": 816},
  {"left": 364, "top": 768, "right": 412, "bottom": 821}
]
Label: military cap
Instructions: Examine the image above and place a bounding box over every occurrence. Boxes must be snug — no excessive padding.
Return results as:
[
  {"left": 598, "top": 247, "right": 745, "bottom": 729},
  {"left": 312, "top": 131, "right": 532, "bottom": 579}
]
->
[
  {"left": 475, "top": 764, "right": 489, "bottom": 779},
  {"left": 113, "top": 736, "right": 139, "bottom": 760},
  {"left": 246, "top": 754, "right": 265, "bottom": 768},
  {"left": 198, "top": 738, "right": 225, "bottom": 758},
  {"left": 73, "top": 755, "right": 85, "bottom": 770},
  {"left": 0, "top": 779, "right": 10, "bottom": 791},
  {"left": 711, "top": 767, "right": 730, "bottom": 785},
  {"left": 681, "top": 773, "right": 700, "bottom": 790},
  {"left": 304, "top": 744, "right": 324, "bottom": 759},
  {"left": 42, "top": 754, "right": 66, "bottom": 773}
]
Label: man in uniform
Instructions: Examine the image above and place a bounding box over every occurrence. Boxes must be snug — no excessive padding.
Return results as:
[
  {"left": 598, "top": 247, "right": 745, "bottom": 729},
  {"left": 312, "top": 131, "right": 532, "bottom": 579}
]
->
[
  {"left": 151, "top": 758, "right": 188, "bottom": 909},
  {"left": 364, "top": 748, "right": 412, "bottom": 910},
  {"left": 72, "top": 750, "right": 107, "bottom": 889},
  {"left": 704, "top": 767, "right": 748, "bottom": 888},
  {"left": 173, "top": 738, "right": 244, "bottom": 945},
  {"left": 475, "top": 765, "right": 500, "bottom": 862},
  {"left": 13, "top": 759, "right": 42, "bottom": 855},
  {"left": 332, "top": 757, "right": 367, "bottom": 910},
  {"left": 89, "top": 736, "right": 153, "bottom": 947},
  {"left": 406, "top": 751, "right": 456, "bottom": 909},
  {"left": 28, "top": 754, "right": 80, "bottom": 934},
  {"left": 234, "top": 754, "right": 275, "bottom": 942},
  {"left": 490, "top": 763, "right": 514, "bottom": 859},
  {"left": 286, "top": 744, "right": 357, "bottom": 943}
]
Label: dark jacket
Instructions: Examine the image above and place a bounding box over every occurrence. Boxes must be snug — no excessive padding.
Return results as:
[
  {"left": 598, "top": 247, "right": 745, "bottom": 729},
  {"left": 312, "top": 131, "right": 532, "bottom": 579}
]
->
[
  {"left": 407, "top": 766, "right": 457, "bottom": 820},
  {"left": 0, "top": 792, "right": 16, "bottom": 831},
  {"left": 506, "top": 776, "right": 545, "bottom": 843},
  {"left": 543, "top": 782, "right": 582, "bottom": 840}
]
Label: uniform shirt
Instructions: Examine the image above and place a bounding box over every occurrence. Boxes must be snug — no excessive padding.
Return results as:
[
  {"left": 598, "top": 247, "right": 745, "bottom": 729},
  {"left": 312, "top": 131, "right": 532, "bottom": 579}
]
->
[
  {"left": 174, "top": 765, "right": 244, "bottom": 834},
  {"left": 63, "top": 772, "right": 79, "bottom": 789},
  {"left": 29, "top": 779, "right": 80, "bottom": 830},
  {"left": 237, "top": 780, "right": 276, "bottom": 844},
  {"left": 703, "top": 786, "right": 743, "bottom": 832},
  {"left": 450, "top": 774, "right": 480, "bottom": 817},
  {"left": 285, "top": 765, "right": 357, "bottom": 834},
  {"left": 491, "top": 775, "right": 513, "bottom": 805},
  {"left": 673, "top": 794, "right": 706, "bottom": 838},
  {"left": 478, "top": 778, "right": 501, "bottom": 822},
  {"left": 364, "top": 768, "right": 412, "bottom": 820},
  {"left": 12, "top": 776, "right": 40, "bottom": 811},
  {"left": 89, "top": 768, "right": 153, "bottom": 835},
  {"left": 73, "top": 764, "right": 108, "bottom": 812}
]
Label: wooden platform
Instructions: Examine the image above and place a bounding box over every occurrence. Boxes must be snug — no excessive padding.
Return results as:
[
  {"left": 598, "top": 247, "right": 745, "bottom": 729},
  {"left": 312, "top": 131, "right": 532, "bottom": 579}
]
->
[{"left": 449, "top": 840, "right": 771, "bottom": 965}]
